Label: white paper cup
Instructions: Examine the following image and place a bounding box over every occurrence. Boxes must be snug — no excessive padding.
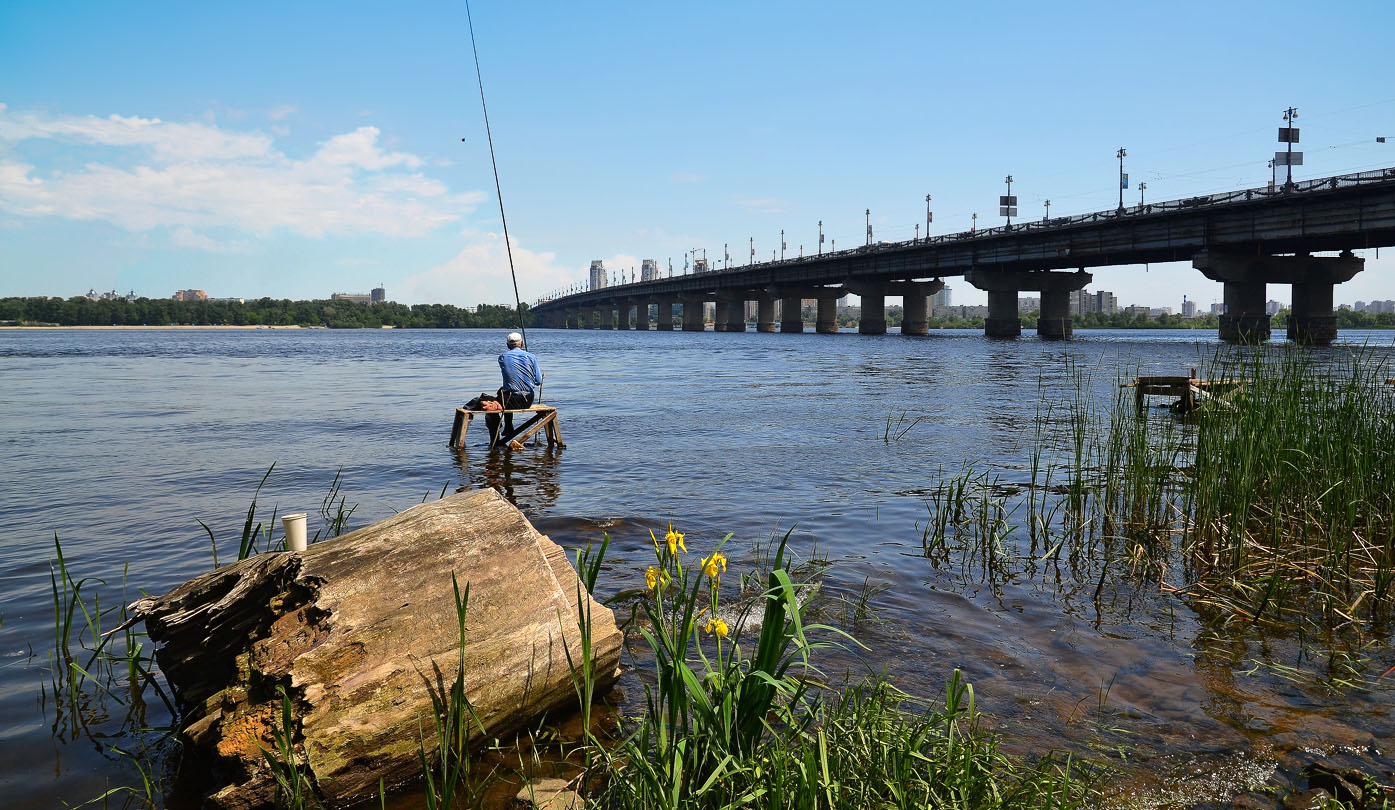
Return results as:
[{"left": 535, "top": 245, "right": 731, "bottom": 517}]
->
[{"left": 282, "top": 513, "right": 308, "bottom": 553}]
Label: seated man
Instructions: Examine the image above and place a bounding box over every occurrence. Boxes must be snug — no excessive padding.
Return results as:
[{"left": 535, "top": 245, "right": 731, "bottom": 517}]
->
[{"left": 485, "top": 331, "right": 542, "bottom": 443}]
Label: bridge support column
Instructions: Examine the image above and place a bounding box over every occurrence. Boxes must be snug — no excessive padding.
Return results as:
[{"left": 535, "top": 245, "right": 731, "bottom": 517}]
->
[
  {"left": 615, "top": 301, "right": 631, "bottom": 330},
  {"left": 581, "top": 307, "right": 596, "bottom": 329},
  {"left": 780, "top": 296, "right": 803, "bottom": 332},
  {"left": 757, "top": 294, "right": 777, "bottom": 332},
  {"left": 1037, "top": 289, "right": 1073, "bottom": 340},
  {"left": 968, "top": 269, "right": 1091, "bottom": 339},
  {"left": 713, "top": 295, "right": 733, "bottom": 332},
  {"left": 1221, "top": 281, "right": 1268, "bottom": 343},
  {"left": 633, "top": 299, "right": 649, "bottom": 331},
  {"left": 655, "top": 298, "right": 674, "bottom": 331},
  {"left": 816, "top": 296, "right": 839, "bottom": 334},
  {"left": 852, "top": 283, "right": 888, "bottom": 334},
  {"left": 883, "top": 280, "right": 942, "bottom": 336},
  {"left": 986, "top": 291, "right": 1021, "bottom": 338},
  {"left": 681, "top": 297, "right": 706, "bottom": 331},
  {"left": 1195, "top": 250, "right": 1362, "bottom": 345}
]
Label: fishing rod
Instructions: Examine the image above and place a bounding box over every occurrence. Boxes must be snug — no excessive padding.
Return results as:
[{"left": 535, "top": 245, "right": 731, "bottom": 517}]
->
[{"left": 464, "top": 0, "right": 527, "bottom": 351}]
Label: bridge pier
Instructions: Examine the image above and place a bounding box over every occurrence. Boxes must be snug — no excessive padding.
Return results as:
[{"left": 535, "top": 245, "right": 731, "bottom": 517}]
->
[
  {"left": 967, "top": 269, "right": 1091, "bottom": 339},
  {"left": 848, "top": 282, "right": 888, "bottom": 334},
  {"left": 885, "top": 280, "right": 942, "bottom": 336},
  {"left": 615, "top": 301, "right": 631, "bottom": 331},
  {"left": 633, "top": 299, "right": 649, "bottom": 331},
  {"left": 725, "top": 295, "right": 748, "bottom": 332},
  {"left": 681, "top": 297, "right": 706, "bottom": 331},
  {"left": 780, "top": 296, "right": 803, "bottom": 332},
  {"left": 655, "top": 298, "right": 674, "bottom": 331},
  {"left": 1195, "top": 249, "right": 1363, "bottom": 345},
  {"left": 757, "top": 294, "right": 777, "bottom": 332},
  {"left": 816, "top": 296, "right": 839, "bottom": 334}
]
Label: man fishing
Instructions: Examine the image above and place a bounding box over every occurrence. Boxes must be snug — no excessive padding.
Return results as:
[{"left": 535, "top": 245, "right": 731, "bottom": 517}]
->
[{"left": 487, "top": 331, "right": 542, "bottom": 441}]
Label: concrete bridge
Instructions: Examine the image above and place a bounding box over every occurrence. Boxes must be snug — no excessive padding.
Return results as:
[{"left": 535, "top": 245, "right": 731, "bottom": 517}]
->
[{"left": 531, "top": 167, "right": 1395, "bottom": 345}]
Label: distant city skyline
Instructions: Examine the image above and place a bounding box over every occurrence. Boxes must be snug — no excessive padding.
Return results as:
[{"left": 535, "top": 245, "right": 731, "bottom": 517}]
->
[{"left": 2, "top": 2, "right": 1393, "bottom": 307}]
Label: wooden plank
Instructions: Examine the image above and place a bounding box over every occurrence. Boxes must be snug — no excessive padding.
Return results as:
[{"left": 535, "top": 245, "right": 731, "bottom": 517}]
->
[{"left": 508, "top": 411, "right": 554, "bottom": 450}]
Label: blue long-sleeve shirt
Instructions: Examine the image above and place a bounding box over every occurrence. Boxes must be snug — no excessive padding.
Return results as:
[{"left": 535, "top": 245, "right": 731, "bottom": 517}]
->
[{"left": 499, "top": 347, "right": 542, "bottom": 395}]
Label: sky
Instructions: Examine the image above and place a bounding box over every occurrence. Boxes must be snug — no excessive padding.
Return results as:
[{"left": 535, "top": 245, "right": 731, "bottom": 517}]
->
[{"left": 2, "top": 0, "right": 1394, "bottom": 309}]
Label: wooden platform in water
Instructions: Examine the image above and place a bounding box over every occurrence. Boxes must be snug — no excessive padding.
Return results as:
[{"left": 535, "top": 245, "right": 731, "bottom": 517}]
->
[
  {"left": 1124, "top": 372, "right": 1245, "bottom": 412},
  {"left": 449, "top": 404, "right": 565, "bottom": 450}
]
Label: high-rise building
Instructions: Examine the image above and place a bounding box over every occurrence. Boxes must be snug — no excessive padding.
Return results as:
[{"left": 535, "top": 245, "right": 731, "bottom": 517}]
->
[
  {"left": 1068, "top": 289, "right": 1117, "bottom": 315},
  {"left": 331, "top": 292, "right": 373, "bottom": 303},
  {"left": 1096, "top": 291, "right": 1118, "bottom": 315},
  {"left": 931, "top": 287, "right": 952, "bottom": 309},
  {"left": 1181, "top": 297, "right": 1197, "bottom": 318},
  {"left": 589, "top": 260, "right": 608, "bottom": 290},
  {"left": 173, "top": 289, "right": 208, "bottom": 302},
  {"left": 640, "top": 259, "right": 660, "bottom": 281},
  {"left": 1018, "top": 296, "right": 1041, "bottom": 312},
  {"left": 371, "top": 285, "right": 387, "bottom": 303}
]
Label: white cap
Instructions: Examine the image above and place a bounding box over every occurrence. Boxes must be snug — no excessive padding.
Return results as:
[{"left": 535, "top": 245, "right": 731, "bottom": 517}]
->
[{"left": 506, "top": 332, "right": 523, "bottom": 344}]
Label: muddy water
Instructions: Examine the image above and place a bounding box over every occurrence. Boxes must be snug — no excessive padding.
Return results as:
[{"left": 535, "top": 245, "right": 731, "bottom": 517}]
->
[{"left": 1, "top": 327, "right": 1392, "bottom": 807}]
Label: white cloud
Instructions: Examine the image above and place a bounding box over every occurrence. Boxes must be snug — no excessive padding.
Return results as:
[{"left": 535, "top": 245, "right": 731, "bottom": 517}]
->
[
  {"left": 400, "top": 232, "right": 575, "bottom": 305},
  {"left": 0, "top": 103, "right": 481, "bottom": 240},
  {"left": 267, "top": 103, "right": 297, "bottom": 121},
  {"left": 169, "top": 226, "right": 254, "bottom": 254}
]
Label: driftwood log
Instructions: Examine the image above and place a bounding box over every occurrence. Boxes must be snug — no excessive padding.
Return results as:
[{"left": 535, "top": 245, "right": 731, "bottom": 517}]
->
[{"left": 129, "top": 488, "right": 622, "bottom": 809}]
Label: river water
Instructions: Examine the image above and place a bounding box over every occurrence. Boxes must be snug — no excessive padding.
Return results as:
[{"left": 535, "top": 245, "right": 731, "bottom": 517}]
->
[{"left": 1, "top": 326, "right": 1392, "bottom": 807}]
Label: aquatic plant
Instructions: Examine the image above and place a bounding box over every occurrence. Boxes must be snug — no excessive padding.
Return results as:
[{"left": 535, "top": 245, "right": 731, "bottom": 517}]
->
[{"left": 564, "top": 528, "right": 1093, "bottom": 809}]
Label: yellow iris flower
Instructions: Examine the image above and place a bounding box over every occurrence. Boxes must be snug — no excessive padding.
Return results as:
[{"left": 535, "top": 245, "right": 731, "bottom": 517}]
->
[
  {"left": 645, "top": 566, "right": 669, "bottom": 592},
  {"left": 704, "top": 617, "right": 729, "bottom": 637},
  {"left": 664, "top": 524, "right": 687, "bottom": 555},
  {"left": 701, "top": 553, "right": 727, "bottom": 580}
]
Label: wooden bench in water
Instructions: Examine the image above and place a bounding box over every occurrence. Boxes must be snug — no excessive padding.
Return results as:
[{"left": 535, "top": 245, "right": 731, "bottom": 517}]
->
[
  {"left": 1124, "top": 369, "right": 1245, "bottom": 412},
  {"left": 449, "top": 404, "right": 565, "bottom": 451}
]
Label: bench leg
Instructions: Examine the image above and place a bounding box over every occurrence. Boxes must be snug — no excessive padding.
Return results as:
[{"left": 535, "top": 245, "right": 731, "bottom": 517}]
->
[
  {"left": 449, "top": 410, "right": 466, "bottom": 448},
  {"left": 508, "top": 412, "right": 553, "bottom": 451},
  {"left": 546, "top": 416, "right": 565, "bottom": 448}
]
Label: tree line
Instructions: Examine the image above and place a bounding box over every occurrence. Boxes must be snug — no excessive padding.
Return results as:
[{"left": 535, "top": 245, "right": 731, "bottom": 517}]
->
[{"left": 0, "top": 297, "right": 533, "bottom": 329}]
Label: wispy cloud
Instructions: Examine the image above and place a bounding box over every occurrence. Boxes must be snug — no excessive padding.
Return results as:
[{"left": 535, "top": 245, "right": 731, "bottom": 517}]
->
[
  {"left": 0, "top": 103, "right": 482, "bottom": 241},
  {"left": 730, "top": 195, "right": 785, "bottom": 214},
  {"left": 169, "top": 226, "right": 254, "bottom": 254},
  {"left": 669, "top": 171, "right": 704, "bottom": 183},
  {"left": 399, "top": 232, "right": 573, "bottom": 305},
  {"left": 267, "top": 103, "right": 297, "bottom": 121}
]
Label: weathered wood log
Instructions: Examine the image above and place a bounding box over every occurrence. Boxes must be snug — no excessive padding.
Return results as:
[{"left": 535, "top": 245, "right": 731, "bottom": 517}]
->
[{"left": 129, "top": 488, "right": 622, "bottom": 809}]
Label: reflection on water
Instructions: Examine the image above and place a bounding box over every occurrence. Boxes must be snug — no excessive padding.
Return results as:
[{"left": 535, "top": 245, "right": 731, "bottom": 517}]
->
[{"left": 1, "top": 327, "right": 1393, "bottom": 807}]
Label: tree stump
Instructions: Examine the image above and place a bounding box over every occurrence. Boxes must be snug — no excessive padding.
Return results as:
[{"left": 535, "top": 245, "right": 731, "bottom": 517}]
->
[{"left": 129, "top": 488, "right": 622, "bottom": 809}]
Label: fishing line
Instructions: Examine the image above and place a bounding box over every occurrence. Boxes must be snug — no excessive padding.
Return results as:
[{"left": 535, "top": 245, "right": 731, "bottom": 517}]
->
[{"left": 465, "top": 0, "right": 527, "bottom": 350}]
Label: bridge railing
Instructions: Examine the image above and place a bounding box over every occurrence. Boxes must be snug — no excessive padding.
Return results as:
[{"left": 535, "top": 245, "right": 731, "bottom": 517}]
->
[{"left": 537, "top": 166, "right": 1395, "bottom": 306}]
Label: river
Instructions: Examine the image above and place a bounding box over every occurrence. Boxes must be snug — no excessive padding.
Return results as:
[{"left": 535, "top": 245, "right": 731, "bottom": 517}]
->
[{"left": 1, "top": 326, "right": 1392, "bottom": 807}]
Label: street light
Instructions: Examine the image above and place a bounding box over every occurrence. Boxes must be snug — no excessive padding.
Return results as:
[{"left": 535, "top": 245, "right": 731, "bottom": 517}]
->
[
  {"left": 818, "top": 220, "right": 824, "bottom": 255},
  {"left": 971, "top": 212, "right": 978, "bottom": 233},
  {"left": 1268, "top": 159, "right": 1276, "bottom": 191},
  {"left": 1117, "top": 147, "right": 1127, "bottom": 213},
  {"left": 780, "top": 229, "right": 785, "bottom": 260},
  {"left": 926, "top": 194, "right": 933, "bottom": 239},
  {"left": 1000, "top": 175, "right": 1016, "bottom": 227},
  {"left": 865, "top": 209, "right": 872, "bottom": 245},
  {"left": 1278, "top": 106, "right": 1300, "bottom": 191},
  {"left": 749, "top": 237, "right": 754, "bottom": 265},
  {"left": 724, "top": 243, "right": 729, "bottom": 269},
  {"left": 1139, "top": 181, "right": 1146, "bottom": 209},
  {"left": 1044, "top": 199, "right": 1051, "bottom": 222}
]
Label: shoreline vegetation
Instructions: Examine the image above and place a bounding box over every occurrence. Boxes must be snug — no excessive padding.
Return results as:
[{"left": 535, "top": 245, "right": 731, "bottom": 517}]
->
[
  {"left": 7, "top": 296, "right": 1395, "bottom": 331},
  {"left": 35, "top": 348, "right": 1395, "bottom": 809}
]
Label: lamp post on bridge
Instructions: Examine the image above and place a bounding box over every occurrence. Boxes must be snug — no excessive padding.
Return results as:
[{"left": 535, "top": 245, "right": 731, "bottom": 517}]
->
[
  {"left": 915, "top": 224, "right": 920, "bottom": 241},
  {"left": 1279, "top": 106, "right": 1301, "bottom": 191},
  {"left": 1117, "top": 147, "right": 1127, "bottom": 213},
  {"left": 749, "top": 237, "right": 754, "bottom": 266},
  {"left": 1000, "top": 175, "right": 1016, "bottom": 227},
  {"left": 724, "top": 243, "right": 729, "bottom": 269},
  {"left": 971, "top": 212, "right": 977, "bottom": 233},
  {"left": 1139, "top": 182, "right": 1146, "bottom": 209},
  {"left": 781, "top": 229, "right": 786, "bottom": 260},
  {"left": 865, "top": 209, "right": 872, "bottom": 245},
  {"left": 926, "top": 194, "right": 933, "bottom": 239},
  {"left": 1044, "top": 199, "right": 1051, "bottom": 222},
  {"left": 818, "top": 220, "right": 824, "bottom": 255}
]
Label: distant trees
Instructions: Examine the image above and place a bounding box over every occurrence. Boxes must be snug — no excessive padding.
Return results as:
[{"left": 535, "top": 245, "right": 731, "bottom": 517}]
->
[{"left": 0, "top": 297, "right": 532, "bottom": 329}]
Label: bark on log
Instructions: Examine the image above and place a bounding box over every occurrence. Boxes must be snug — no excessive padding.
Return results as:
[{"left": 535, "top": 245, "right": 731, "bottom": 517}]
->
[{"left": 129, "top": 488, "right": 622, "bottom": 809}]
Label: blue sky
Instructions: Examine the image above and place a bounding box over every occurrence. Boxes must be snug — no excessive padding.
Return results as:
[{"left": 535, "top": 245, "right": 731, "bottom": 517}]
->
[{"left": 2, "top": 0, "right": 1394, "bottom": 309}]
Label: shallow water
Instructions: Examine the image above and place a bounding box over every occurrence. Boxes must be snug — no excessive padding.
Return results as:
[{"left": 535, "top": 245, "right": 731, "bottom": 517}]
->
[{"left": 1, "top": 326, "right": 1392, "bottom": 807}]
